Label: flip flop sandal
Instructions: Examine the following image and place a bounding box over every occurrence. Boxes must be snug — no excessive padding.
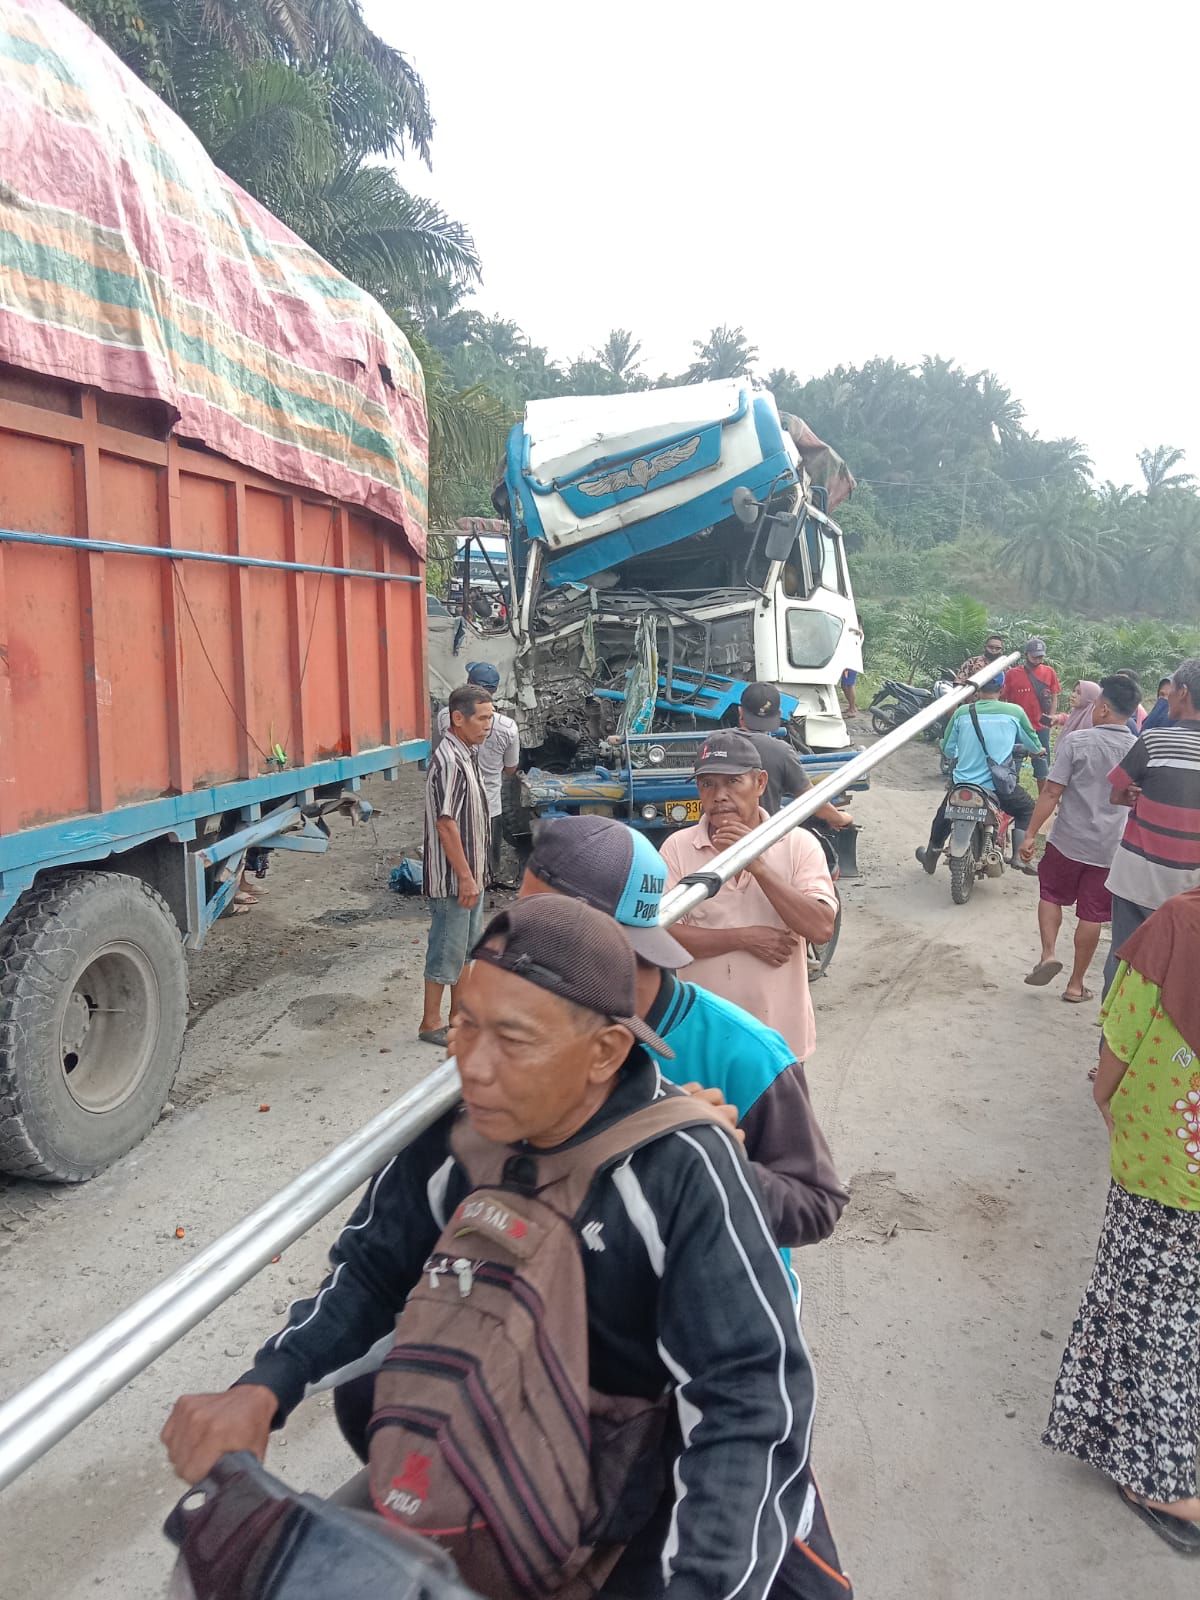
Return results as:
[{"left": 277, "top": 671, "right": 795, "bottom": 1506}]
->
[
  {"left": 1118, "top": 1486, "right": 1200, "bottom": 1554},
  {"left": 224, "top": 901, "right": 251, "bottom": 917},
  {"left": 418, "top": 1026, "right": 449, "bottom": 1048},
  {"left": 1024, "top": 960, "right": 1063, "bottom": 986},
  {"left": 1062, "top": 987, "right": 1094, "bottom": 1004},
  {"left": 233, "top": 891, "right": 259, "bottom": 907}
]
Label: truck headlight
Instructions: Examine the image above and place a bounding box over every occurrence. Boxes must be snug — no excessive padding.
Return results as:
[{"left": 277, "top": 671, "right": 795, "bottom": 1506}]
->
[
  {"left": 647, "top": 744, "right": 666, "bottom": 765},
  {"left": 640, "top": 804, "right": 658, "bottom": 822},
  {"left": 667, "top": 803, "right": 690, "bottom": 822}
]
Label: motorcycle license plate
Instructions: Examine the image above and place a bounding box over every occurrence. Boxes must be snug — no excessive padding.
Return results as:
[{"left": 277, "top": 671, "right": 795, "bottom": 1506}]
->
[{"left": 946, "top": 804, "right": 986, "bottom": 820}]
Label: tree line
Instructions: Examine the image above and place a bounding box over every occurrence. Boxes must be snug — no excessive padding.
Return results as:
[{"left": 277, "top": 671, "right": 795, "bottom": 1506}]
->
[{"left": 72, "top": 2, "right": 1199, "bottom": 630}]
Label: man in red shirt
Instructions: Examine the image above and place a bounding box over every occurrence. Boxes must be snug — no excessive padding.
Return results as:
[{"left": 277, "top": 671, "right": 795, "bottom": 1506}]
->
[{"left": 1003, "top": 637, "right": 1061, "bottom": 793}]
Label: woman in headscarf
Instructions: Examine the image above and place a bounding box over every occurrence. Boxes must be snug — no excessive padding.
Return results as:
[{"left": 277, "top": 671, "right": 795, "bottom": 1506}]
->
[
  {"left": 1049, "top": 679, "right": 1101, "bottom": 737},
  {"left": 1043, "top": 887, "right": 1200, "bottom": 1552}
]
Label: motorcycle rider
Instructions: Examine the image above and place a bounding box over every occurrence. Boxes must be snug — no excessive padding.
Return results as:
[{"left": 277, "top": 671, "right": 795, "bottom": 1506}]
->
[{"left": 916, "top": 674, "right": 1042, "bottom": 872}]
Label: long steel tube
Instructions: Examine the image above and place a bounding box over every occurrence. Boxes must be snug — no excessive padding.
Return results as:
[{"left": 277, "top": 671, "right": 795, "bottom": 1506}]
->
[
  {"left": 0, "top": 653, "right": 1018, "bottom": 1492},
  {"left": 0, "top": 1061, "right": 461, "bottom": 1492},
  {"left": 0, "top": 527, "right": 421, "bottom": 583},
  {"left": 658, "top": 652, "right": 1019, "bottom": 923}
]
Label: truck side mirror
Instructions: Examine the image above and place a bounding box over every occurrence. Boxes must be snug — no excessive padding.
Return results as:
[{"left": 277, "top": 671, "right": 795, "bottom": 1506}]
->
[{"left": 763, "top": 513, "right": 799, "bottom": 563}]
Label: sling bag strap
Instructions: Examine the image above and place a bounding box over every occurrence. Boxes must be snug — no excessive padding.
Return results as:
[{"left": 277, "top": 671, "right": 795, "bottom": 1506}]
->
[
  {"left": 966, "top": 701, "right": 1020, "bottom": 800},
  {"left": 1022, "top": 663, "right": 1052, "bottom": 721}
]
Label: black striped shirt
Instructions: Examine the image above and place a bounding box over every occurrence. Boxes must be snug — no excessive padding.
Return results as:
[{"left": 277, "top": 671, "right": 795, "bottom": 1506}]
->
[{"left": 422, "top": 732, "right": 488, "bottom": 898}]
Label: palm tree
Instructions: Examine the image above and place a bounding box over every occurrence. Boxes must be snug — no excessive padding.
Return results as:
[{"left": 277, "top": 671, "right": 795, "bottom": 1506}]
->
[
  {"left": 975, "top": 371, "right": 1025, "bottom": 449},
  {"left": 684, "top": 325, "right": 758, "bottom": 383},
  {"left": 595, "top": 329, "right": 644, "bottom": 384},
  {"left": 1137, "top": 445, "right": 1195, "bottom": 500},
  {"left": 1000, "top": 483, "right": 1117, "bottom": 604},
  {"left": 1142, "top": 493, "right": 1200, "bottom": 613}
]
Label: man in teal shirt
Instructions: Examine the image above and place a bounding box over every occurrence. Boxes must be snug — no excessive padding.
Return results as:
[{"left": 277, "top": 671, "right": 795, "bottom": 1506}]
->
[{"left": 917, "top": 675, "right": 1041, "bottom": 871}]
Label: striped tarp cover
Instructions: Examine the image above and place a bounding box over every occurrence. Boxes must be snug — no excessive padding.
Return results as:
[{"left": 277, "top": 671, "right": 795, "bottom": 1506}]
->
[{"left": 0, "top": 0, "right": 428, "bottom": 556}]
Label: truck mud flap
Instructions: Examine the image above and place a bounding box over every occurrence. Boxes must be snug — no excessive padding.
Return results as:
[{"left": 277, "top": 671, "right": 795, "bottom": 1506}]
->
[{"left": 830, "top": 823, "right": 860, "bottom": 879}]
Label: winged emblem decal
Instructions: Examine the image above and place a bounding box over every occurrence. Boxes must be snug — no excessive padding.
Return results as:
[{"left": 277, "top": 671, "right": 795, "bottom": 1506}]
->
[{"left": 576, "top": 434, "right": 702, "bottom": 498}]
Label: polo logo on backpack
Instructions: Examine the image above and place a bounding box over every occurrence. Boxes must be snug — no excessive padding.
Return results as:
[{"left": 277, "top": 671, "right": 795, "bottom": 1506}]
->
[{"left": 366, "top": 1096, "right": 719, "bottom": 1600}]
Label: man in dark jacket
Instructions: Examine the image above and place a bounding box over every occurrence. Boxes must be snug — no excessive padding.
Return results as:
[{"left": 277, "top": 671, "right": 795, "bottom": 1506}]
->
[
  {"left": 162, "top": 897, "right": 851, "bottom": 1599},
  {"left": 738, "top": 682, "right": 853, "bottom": 827}
]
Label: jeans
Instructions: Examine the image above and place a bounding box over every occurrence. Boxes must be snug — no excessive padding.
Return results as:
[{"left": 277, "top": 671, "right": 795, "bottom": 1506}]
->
[
  {"left": 1101, "top": 893, "right": 1154, "bottom": 1001},
  {"left": 1017, "top": 726, "right": 1051, "bottom": 783},
  {"left": 424, "top": 894, "right": 485, "bottom": 985}
]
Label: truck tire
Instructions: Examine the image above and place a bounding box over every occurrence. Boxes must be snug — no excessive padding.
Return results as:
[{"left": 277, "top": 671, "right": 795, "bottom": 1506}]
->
[{"left": 0, "top": 871, "right": 188, "bottom": 1182}]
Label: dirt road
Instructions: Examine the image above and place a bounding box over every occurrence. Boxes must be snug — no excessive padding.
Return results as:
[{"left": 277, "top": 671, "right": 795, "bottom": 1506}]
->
[{"left": 0, "top": 744, "right": 1192, "bottom": 1597}]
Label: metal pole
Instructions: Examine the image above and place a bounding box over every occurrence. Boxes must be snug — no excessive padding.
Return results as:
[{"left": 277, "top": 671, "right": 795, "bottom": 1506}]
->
[
  {"left": 657, "top": 653, "right": 1020, "bottom": 924},
  {"left": 0, "top": 1061, "right": 460, "bottom": 1492},
  {"left": 0, "top": 653, "right": 1018, "bottom": 1492},
  {"left": 0, "top": 528, "right": 421, "bottom": 584}
]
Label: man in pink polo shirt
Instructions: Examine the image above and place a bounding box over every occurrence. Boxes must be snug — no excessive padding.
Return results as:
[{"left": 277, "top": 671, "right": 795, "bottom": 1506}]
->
[{"left": 659, "top": 730, "right": 838, "bottom": 1065}]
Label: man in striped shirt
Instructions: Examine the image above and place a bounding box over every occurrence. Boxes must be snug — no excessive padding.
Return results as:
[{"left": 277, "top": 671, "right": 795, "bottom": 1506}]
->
[
  {"left": 418, "top": 683, "right": 492, "bottom": 1048},
  {"left": 1103, "top": 657, "right": 1200, "bottom": 994}
]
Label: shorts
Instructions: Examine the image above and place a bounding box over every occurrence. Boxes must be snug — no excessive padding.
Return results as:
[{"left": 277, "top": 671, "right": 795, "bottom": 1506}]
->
[
  {"left": 425, "top": 894, "right": 485, "bottom": 985},
  {"left": 1037, "top": 841, "right": 1112, "bottom": 923},
  {"left": 840, "top": 669, "right": 858, "bottom": 688},
  {"left": 1019, "top": 725, "right": 1051, "bottom": 782}
]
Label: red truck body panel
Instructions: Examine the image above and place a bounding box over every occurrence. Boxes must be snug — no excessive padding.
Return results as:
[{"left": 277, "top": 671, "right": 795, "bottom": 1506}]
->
[{"left": 0, "top": 365, "right": 428, "bottom": 835}]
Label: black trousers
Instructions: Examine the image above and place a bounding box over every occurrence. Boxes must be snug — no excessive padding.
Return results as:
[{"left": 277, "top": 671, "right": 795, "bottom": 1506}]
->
[
  {"left": 928, "top": 783, "right": 1034, "bottom": 851},
  {"left": 334, "top": 1375, "right": 852, "bottom": 1598}
]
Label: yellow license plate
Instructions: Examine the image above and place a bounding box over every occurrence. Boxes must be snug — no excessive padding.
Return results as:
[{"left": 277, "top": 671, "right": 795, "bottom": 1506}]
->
[{"left": 676, "top": 799, "right": 702, "bottom": 821}]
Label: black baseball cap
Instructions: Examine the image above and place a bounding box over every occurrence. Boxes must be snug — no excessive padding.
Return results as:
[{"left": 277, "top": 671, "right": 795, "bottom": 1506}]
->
[
  {"left": 525, "top": 816, "right": 690, "bottom": 969},
  {"left": 471, "top": 898, "right": 674, "bottom": 1058},
  {"left": 741, "top": 681, "right": 783, "bottom": 731},
  {"left": 693, "top": 729, "right": 763, "bottom": 776}
]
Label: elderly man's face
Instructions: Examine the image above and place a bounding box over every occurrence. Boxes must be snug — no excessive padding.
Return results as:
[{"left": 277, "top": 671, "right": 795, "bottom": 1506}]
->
[
  {"left": 453, "top": 698, "right": 495, "bottom": 747},
  {"left": 454, "top": 958, "right": 630, "bottom": 1148},
  {"left": 696, "top": 768, "right": 767, "bottom": 828},
  {"left": 1167, "top": 677, "right": 1192, "bottom": 723}
]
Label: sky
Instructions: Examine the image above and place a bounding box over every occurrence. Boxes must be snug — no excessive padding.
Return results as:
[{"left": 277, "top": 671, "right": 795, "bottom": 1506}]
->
[{"left": 363, "top": 0, "right": 1198, "bottom": 488}]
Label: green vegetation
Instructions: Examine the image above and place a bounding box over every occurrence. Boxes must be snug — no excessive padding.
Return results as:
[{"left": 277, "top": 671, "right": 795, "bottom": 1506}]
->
[{"left": 857, "top": 595, "right": 1200, "bottom": 702}]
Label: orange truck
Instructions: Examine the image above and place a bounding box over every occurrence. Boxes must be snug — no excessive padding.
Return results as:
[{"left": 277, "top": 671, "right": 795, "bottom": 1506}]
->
[{"left": 0, "top": 0, "right": 429, "bottom": 1180}]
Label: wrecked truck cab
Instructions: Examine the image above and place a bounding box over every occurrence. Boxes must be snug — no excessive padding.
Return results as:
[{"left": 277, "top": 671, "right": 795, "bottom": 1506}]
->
[{"left": 430, "top": 380, "right": 868, "bottom": 845}]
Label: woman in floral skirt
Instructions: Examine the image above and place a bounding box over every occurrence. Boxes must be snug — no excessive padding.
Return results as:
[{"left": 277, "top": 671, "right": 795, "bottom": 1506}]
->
[{"left": 1043, "top": 887, "right": 1200, "bottom": 1553}]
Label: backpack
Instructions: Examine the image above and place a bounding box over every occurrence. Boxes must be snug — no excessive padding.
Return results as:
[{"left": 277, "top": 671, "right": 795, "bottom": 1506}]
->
[{"left": 367, "top": 1095, "right": 719, "bottom": 1600}]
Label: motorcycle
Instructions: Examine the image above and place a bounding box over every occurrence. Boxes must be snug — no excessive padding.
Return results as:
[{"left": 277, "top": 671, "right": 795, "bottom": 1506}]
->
[
  {"left": 166, "top": 1452, "right": 479, "bottom": 1600},
  {"left": 869, "top": 670, "right": 957, "bottom": 741},
  {"left": 924, "top": 781, "right": 1012, "bottom": 904}
]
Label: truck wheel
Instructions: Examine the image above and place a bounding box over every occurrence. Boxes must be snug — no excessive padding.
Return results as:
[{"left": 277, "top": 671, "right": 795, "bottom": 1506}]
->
[{"left": 0, "top": 872, "right": 188, "bottom": 1181}]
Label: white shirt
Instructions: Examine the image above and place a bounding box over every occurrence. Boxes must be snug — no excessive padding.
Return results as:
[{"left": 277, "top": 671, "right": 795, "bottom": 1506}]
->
[{"left": 436, "top": 706, "right": 520, "bottom": 817}]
